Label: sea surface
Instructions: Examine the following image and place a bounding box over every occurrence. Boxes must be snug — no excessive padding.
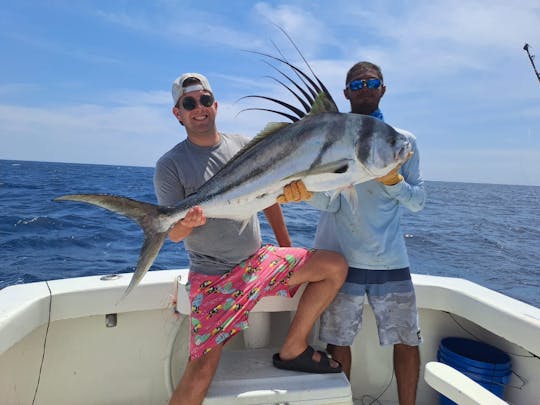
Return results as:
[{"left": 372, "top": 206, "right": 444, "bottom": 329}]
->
[{"left": 1, "top": 159, "right": 539, "bottom": 308}]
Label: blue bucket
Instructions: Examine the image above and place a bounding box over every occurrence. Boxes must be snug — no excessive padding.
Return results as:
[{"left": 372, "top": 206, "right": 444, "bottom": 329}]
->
[{"left": 437, "top": 337, "right": 512, "bottom": 405}]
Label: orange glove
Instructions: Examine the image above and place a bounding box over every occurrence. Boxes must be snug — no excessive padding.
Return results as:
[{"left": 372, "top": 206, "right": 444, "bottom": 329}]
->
[
  {"left": 376, "top": 152, "right": 413, "bottom": 186},
  {"left": 277, "top": 180, "right": 313, "bottom": 203},
  {"left": 376, "top": 166, "right": 404, "bottom": 186}
]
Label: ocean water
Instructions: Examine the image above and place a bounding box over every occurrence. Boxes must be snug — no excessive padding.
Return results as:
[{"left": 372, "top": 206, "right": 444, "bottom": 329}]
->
[{"left": 1, "top": 159, "right": 539, "bottom": 308}]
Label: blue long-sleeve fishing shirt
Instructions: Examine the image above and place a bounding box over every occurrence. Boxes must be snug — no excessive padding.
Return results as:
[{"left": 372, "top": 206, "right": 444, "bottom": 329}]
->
[{"left": 310, "top": 127, "right": 426, "bottom": 270}]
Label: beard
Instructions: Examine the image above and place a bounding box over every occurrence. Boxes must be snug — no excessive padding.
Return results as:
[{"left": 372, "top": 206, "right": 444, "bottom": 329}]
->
[{"left": 350, "top": 100, "right": 379, "bottom": 115}]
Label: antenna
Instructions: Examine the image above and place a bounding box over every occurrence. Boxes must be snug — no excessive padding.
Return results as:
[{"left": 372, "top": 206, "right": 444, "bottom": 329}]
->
[{"left": 523, "top": 43, "right": 540, "bottom": 85}]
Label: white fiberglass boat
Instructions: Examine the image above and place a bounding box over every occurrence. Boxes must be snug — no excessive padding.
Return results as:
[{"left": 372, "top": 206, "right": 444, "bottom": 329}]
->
[{"left": 1, "top": 269, "right": 539, "bottom": 404}]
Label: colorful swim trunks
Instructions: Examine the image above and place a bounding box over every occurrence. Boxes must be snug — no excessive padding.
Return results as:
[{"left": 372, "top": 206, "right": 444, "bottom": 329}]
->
[{"left": 187, "top": 244, "right": 313, "bottom": 359}]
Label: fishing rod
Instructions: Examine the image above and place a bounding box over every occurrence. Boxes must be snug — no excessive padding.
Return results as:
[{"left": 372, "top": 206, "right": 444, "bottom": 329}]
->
[{"left": 523, "top": 43, "right": 540, "bottom": 85}]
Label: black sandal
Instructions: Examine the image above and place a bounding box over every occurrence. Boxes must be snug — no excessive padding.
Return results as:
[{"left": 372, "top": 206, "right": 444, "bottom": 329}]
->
[{"left": 272, "top": 345, "right": 342, "bottom": 373}]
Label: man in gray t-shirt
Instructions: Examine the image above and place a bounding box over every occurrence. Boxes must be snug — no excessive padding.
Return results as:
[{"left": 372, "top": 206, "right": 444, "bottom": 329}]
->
[
  {"left": 155, "top": 131, "right": 262, "bottom": 275},
  {"left": 157, "top": 73, "right": 348, "bottom": 405}
]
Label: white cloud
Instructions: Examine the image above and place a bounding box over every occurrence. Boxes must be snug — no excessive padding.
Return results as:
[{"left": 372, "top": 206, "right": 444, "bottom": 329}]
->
[
  {"left": 1, "top": 0, "right": 539, "bottom": 186},
  {"left": 0, "top": 101, "right": 178, "bottom": 167}
]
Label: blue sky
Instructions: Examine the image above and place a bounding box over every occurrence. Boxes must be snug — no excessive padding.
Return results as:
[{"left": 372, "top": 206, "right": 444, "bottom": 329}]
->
[{"left": 1, "top": 1, "right": 539, "bottom": 186}]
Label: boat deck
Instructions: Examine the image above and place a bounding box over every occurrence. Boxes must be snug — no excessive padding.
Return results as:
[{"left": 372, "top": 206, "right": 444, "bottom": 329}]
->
[{"left": 1, "top": 270, "right": 539, "bottom": 404}]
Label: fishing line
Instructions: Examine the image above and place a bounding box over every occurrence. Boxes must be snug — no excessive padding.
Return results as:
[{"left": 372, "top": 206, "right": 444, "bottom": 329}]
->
[
  {"left": 167, "top": 315, "right": 189, "bottom": 396},
  {"left": 32, "top": 281, "right": 52, "bottom": 405},
  {"left": 360, "top": 369, "right": 394, "bottom": 405},
  {"left": 445, "top": 311, "right": 531, "bottom": 390},
  {"left": 445, "top": 311, "right": 537, "bottom": 358},
  {"left": 167, "top": 276, "right": 190, "bottom": 396}
]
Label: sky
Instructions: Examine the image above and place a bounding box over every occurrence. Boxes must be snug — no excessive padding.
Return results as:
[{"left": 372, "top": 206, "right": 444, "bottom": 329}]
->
[{"left": 1, "top": 1, "right": 539, "bottom": 186}]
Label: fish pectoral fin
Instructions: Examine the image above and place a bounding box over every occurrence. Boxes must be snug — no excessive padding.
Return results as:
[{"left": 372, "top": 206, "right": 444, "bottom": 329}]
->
[
  {"left": 329, "top": 190, "right": 341, "bottom": 204},
  {"left": 328, "top": 186, "right": 358, "bottom": 210},
  {"left": 283, "top": 159, "right": 352, "bottom": 181},
  {"left": 341, "top": 186, "right": 359, "bottom": 211},
  {"left": 238, "top": 219, "right": 250, "bottom": 235}
]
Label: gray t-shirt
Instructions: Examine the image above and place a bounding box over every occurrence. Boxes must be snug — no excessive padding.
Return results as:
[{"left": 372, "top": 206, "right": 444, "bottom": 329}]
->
[{"left": 154, "top": 133, "right": 262, "bottom": 275}]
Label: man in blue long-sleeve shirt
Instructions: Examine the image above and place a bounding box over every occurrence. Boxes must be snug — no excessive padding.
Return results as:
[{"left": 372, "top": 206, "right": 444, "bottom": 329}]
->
[{"left": 305, "top": 61, "right": 425, "bottom": 405}]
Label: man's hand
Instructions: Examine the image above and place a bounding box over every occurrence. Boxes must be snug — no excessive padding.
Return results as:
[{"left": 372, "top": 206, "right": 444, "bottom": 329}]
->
[
  {"left": 169, "top": 206, "right": 206, "bottom": 242},
  {"left": 277, "top": 180, "right": 313, "bottom": 203},
  {"left": 179, "top": 206, "right": 206, "bottom": 228},
  {"left": 376, "top": 166, "right": 404, "bottom": 186},
  {"left": 376, "top": 152, "right": 413, "bottom": 186}
]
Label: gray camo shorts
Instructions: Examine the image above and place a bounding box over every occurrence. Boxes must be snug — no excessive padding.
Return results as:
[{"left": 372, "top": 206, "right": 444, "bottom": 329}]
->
[{"left": 319, "top": 267, "right": 422, "bottom": 347}]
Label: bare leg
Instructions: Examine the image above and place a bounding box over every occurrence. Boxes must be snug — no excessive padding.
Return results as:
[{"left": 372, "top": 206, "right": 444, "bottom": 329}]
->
[
  {"left": 394, "top": 343, "right": 419, "bottom": 405},
  {"left": 169, "top": 344, "right": 224, "bottom": 405},
  {"left": 327, "top": 344, "right": 352, "bottom": 379},
  {"left": 278, "top": 250, "right": 347, "bottom": 366}
]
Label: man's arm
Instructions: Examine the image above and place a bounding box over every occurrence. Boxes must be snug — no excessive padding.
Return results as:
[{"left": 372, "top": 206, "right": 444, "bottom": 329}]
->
[
  {"left": 263, "top": 203, "right": 292, "bottom": 247},
  {"left": 380, "top": 135, "right": 426, "bottom": 212}
]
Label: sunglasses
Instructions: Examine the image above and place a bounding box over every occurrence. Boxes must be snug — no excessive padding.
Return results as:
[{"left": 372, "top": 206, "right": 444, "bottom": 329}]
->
[
  {"left": 348, "top": 78, "right": 383, "bottom": 91},
  {"left": 181, "top": 94, "right": 214, "bottom": 110}
]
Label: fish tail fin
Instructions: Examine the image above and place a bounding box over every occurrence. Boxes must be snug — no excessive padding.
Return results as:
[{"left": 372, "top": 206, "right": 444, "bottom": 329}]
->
[
  {"left": 54, "top": 194, "right": 171, "bottom": 298},
  {"left": 119, "top": 231, "right": 168, "bottom": 301}
]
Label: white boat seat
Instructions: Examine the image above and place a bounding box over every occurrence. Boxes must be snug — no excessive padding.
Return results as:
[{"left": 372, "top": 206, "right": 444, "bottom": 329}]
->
[
  {"left": 175, "top": 272, "right": 352, "bottom": 404},
  {"left": 424, "top": 361, "right": 508, "bottom": 405},
  {"left": 204, "top": 348, "right": 353, "bottom": 405}
]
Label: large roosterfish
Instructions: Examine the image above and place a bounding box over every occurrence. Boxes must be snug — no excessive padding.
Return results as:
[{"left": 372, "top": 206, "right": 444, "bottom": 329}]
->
[{"left": 55, "top": 36, "right": 411, "bottom": 298}]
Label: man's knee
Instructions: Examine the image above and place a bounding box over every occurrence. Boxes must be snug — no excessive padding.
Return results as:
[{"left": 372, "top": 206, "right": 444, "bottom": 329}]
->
[
  {"left": 328, "top": 252, "right": 348, "bottom": 283},
  {"left": 314, "top": 250, "right": 347, "bottom": 286},
  {"left": 394, "top": 343, "right": 419, "bottom": 352},
  {"left": 394, "top": 343, "right": 420, "bottom": 361},
  {"left": 290, "top": 250, "right": 347, "bottom": 286}
]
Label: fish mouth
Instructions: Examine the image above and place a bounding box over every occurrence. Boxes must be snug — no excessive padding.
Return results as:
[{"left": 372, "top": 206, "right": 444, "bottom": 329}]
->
[{"left": 395, "top": 141, "right": 411, "bottom": 162}]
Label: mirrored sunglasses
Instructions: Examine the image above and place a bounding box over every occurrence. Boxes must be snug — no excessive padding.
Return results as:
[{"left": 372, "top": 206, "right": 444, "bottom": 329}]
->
[
  {"left": 348, "top": 78, "right": 382, "bottom": 91},
  {"left": 181, "top": 94, "right": 214, "bottom": 110}
]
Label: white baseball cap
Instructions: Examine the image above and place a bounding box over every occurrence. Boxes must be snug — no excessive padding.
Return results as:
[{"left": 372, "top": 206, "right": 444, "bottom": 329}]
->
[{"left": 171, "top": 73, "right": 213, "bottom": 106}]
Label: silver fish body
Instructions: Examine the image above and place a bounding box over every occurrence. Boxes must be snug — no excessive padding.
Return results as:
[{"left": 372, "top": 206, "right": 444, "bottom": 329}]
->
[
  {"left": 55, "top": 112, "right": 410, "bottom": 298},
  {"left": 176, "top": 112, "right": 410, "bottom": 221}
]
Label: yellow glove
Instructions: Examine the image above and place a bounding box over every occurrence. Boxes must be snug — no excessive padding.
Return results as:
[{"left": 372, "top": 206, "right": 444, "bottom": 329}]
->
[
  {"left": 277, "top": 180, "right": 313, "bottom": 203},
  {"left": 376, "top": 151, "right": 413, "bottom": 186},
  {"left": 376, "top": 166, "right": 404, "bottom": 186}
]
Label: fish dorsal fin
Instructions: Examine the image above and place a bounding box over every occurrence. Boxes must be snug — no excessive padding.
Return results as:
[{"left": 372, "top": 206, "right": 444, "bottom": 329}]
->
[
  {"left": 256, "top": 122, "right": 291, "bottom": 139},
  {"left": 209, "top": 123, "right": 291, "bottom": 180},
  {"left": 232, "top": 122, "right": 290, "bottom": 160},
  {"left": 309, "top": 92, "right": 339, "bottom": 115}
]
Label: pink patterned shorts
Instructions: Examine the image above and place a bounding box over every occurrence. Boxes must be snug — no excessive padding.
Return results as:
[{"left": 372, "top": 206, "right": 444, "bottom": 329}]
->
[{"left": 187, "top": 244, "right": 314, "bottom": 359}]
